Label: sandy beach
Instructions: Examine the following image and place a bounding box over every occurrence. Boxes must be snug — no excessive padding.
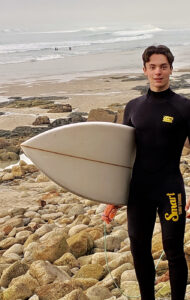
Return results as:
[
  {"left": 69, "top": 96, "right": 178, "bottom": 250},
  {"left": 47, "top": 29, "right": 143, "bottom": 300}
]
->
[
  {"left": 0, "top": 73, "right": 147, "bottom": 130},
  {"left": 0, "top": 70, "right": 189, "bottom": 131}
]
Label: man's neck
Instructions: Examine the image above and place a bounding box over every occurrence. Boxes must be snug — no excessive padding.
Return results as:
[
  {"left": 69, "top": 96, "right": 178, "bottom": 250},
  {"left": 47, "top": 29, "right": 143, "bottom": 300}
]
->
[{"left": 150, "top": 85, "right": 170, "bottom": 93}]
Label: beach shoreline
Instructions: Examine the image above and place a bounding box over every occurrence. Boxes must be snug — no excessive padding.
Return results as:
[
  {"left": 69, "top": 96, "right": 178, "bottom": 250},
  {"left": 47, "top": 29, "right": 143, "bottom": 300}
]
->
[
  {"left": 0, "top": 70, "right": 190, "bottom": 131},
  {"left": 0, "top": 72, "right": 146, "bottom": 131}
]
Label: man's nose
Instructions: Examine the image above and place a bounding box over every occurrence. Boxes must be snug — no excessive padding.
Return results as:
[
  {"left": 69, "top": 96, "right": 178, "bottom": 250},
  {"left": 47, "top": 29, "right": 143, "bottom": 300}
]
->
[{"left": 155, "top": 67, "right": 162, "bottom": 75}]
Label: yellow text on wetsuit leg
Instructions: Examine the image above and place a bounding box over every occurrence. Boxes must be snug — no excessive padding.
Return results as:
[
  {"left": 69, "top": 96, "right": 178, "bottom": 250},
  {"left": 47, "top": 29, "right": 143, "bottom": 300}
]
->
[{"left": 165, "top": 193, "right": 179, "bottom": 222}]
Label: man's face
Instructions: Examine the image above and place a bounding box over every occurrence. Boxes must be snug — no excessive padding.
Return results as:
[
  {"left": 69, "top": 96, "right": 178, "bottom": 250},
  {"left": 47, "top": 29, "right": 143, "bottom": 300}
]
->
[{"left": 143, "top": 54, "right": 172, "bottom": 92}]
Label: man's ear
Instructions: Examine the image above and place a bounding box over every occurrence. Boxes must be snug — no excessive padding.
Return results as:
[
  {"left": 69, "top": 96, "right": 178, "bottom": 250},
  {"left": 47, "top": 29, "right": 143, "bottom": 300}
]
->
[
  {"left": 143, "top": 66, "right": 147, "bottom": 76},
  {"left": 170, "top": 66, "right": 173, "bottom": 75}
]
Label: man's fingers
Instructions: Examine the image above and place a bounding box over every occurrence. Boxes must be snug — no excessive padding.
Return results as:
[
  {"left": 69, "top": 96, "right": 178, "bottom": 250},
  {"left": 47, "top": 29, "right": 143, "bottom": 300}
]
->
[{"left": 185, "top": 198, "right": 190, "bottom": 211}]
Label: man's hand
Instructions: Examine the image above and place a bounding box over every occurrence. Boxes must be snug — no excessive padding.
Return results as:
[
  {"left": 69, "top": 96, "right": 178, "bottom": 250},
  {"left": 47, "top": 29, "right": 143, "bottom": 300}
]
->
[
  {"left": 185, "top": 196, "right": 190, "bottom": 218},
  {"left": 102, "top": 205, "right": 120, "bottom": 224}
]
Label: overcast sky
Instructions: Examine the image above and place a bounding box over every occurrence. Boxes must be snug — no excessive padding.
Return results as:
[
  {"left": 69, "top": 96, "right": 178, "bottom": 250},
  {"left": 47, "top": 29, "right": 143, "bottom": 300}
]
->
[{"left": 1, "top": 0, "right": 190, "bottom": 29}]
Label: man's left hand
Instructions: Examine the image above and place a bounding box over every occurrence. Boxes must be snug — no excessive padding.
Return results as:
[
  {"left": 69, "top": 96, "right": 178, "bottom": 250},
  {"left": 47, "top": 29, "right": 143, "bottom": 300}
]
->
[{"left": 185, "top": 196, "right": 190, "bottom": 218}]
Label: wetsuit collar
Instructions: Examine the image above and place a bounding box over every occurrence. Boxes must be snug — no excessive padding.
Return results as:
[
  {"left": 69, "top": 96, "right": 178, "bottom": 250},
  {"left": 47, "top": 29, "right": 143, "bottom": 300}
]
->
[{"left": 147, "top": 88, "right": 173, "bottom": 103}]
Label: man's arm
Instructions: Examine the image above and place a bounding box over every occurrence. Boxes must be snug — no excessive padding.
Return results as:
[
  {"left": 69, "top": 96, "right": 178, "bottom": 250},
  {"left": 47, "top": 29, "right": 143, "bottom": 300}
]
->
[{"left": 123, "top": 101, "right": 134, "bottom": 127}]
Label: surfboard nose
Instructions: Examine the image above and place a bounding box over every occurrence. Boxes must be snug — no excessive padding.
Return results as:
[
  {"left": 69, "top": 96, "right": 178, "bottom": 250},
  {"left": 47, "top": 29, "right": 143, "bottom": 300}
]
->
[{"left": 19, "top": 122, "right": 136, "bottom": 205}]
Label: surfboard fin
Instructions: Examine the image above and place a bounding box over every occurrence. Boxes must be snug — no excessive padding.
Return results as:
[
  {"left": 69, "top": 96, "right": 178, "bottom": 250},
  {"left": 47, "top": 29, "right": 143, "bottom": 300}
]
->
[{"left": 102, "top": 205, "right": 120, "bottom": 224}]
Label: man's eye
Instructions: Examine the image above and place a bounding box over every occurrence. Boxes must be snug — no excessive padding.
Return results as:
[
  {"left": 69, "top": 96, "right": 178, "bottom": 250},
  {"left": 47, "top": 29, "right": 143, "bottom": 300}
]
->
[{"left": 162, "top": 65, "right": 167, "bottom": 70}]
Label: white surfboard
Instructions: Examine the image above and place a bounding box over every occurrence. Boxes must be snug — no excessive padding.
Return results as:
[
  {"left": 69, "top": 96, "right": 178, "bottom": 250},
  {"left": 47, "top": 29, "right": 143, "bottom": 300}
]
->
[{"left": 21, "top": 122, "right": 136, "bottom": 205}]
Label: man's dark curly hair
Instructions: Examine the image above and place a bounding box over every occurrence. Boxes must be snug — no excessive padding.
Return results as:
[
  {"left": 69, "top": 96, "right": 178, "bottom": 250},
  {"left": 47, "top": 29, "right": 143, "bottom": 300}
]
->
[{"left": 142, "top": 45, "right": 174, "bottom": 68}]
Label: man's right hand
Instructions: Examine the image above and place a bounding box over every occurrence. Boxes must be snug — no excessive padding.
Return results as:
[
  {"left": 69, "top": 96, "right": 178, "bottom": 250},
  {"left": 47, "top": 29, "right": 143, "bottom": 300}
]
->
[
  {"left": 102, "top": 205, "right": 120, "bottom": 224},
  {"left": 185, "top": 196, "right": 190, "bottom": 218}
]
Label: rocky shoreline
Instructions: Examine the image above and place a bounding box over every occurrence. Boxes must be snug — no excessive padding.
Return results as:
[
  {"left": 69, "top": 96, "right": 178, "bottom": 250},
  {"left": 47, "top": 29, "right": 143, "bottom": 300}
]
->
[
  {"left": 0, "top": 72, "right": 190, "bottom": 299},
  {"left": 0, "top": 161, "right": 190, "bottom": 299},
  {"left": 0, "top": 96, "right": 124, "bottom": 168}
]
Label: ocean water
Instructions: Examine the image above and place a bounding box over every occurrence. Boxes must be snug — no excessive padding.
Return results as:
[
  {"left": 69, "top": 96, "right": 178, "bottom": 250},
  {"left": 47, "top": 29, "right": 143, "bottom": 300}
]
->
[{"left": 0, "top": 24, "right": 190, "bottom": 82}]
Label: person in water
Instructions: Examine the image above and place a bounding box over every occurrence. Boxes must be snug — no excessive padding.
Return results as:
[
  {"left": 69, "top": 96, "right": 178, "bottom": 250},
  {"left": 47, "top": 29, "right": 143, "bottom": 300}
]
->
[{"left": 103, "top": 45, "right": 190, "bottom": 300}]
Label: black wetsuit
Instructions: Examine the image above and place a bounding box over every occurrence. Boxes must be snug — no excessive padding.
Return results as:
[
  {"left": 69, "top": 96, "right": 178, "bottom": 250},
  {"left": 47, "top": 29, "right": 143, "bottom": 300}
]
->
[{"left": 123, "top": 88, "right": 190, "bottom": 300}]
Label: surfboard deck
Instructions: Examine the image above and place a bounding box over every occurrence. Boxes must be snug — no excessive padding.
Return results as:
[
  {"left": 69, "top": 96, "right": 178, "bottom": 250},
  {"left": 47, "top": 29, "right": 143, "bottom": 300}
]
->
[{"left": 21, "top": 122, "right": 136, "bottom": 205}]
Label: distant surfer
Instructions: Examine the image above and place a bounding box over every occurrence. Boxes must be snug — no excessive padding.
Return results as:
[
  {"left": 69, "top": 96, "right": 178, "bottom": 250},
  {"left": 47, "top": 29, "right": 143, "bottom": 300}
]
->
[{"left": 103, "top": 45, "right": 190, "bottom": 300}]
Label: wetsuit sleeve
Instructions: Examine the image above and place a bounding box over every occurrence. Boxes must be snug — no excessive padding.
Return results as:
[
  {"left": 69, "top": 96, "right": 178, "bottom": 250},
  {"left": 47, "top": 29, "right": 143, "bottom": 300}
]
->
[{"left": 122, "top": 101, "right": 134, "bottom": 127}]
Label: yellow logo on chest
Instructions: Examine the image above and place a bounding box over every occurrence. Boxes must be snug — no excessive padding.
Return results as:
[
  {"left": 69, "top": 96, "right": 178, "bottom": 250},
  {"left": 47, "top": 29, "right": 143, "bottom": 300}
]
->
[{"left": 162, "top": 115, "right": 174, "bottom": 123}]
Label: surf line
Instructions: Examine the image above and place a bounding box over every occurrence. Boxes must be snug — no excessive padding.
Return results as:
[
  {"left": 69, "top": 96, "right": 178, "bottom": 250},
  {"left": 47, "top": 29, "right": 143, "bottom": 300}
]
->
[{"left": 22, "top": 145, "right": 132, "bottom": 169}]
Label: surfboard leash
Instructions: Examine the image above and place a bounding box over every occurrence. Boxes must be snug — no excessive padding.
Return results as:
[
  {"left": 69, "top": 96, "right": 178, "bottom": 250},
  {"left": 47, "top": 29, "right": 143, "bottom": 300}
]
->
[{"left": 103, "top": 223, "right": 168, "bottom": 299}]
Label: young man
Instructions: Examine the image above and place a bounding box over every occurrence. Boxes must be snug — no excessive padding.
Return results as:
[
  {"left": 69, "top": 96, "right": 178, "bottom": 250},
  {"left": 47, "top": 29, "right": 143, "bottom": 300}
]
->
[{"left": 121, "top": 45, "right": 190, "bottom": 300}]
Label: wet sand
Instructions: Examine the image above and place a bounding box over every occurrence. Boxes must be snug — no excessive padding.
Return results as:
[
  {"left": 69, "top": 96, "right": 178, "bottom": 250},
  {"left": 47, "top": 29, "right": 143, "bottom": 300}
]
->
[{"left": 0, "top": 73, "right": 145, "bottom": 130}]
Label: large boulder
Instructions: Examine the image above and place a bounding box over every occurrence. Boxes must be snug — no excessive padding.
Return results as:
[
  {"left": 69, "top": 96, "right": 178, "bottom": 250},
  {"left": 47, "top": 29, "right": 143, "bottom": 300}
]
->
[
  {"left": 94, "top": 231, "right": 127, "bottom": 251},
  {"left": 67, "top": 232, "right": 94, "bottom": 258},
  {"left": 120, "top": 269, "right": 137, "bottom": 282},
  {"left": 0, "top": 151, "right": 19, "bottom": 161},
  {"left": 3, "top": 244, "right": 23, "bottom": 258},
  {"left": 24, "top": 229, "right": 70, "bottom": 263},
  {"left": 47, "top": 104, "right": 72, "bottom": 113},
  {"left": 11, "top": 165, "right": 25, "bottom": 177},
  {"left": 68, "top": 112, "right": 87, "bottom": 123},
  {"left": 50, "top": 118, "right": 70, "bottom": 128},
  {"left": 68, "top": 225, "right": 88, "bottom": 237},
  {"left": 0, "top": 261, "right": 28, "bottom": 288},
  {"left": 0, "top": 237, "right": 16, "bottom": 250},
  {"left": 102, "top": 263, "right": 133, "bottom": 286},
  {"left": 32, "top": 116, "right": 50, "bottom": 125},
  {"left": 103, "top": 252, "right": 133, "bottom": 272},
  {"left": 155, "top": 281, "right": 171, "bottom": 298},
  {"left": 82, "top": 227, "right": 103, "bottom": 241},
  {"left": 3, "top": 272, "right": 39, "bottom": 300},
  {"left": 88, "top": 108, "right": 116, "bottom": 123},
  {"left": 2, "top": 173, "right": 15, "bottom": 181},
  {"left": 54, "top": 252, "right": 79, "bottom": 268},
  {"left": 0, "top": 137, "right": 10, "bottom": 148},
  {"left": 67, "top": 204, "right": 85, "bottom": 217},
  {"left": 91, "top": 252, "right": 120, "bottom": 266},
  {"left": 29, "top": 260, "right": 70, "bottom": 285},
  {"left": 59, "top": 288, "right": 89, "bottom": 300},
  {"left": 35, "top": 281, "right": 75, "bottom": 300},
  {"left": 86, "top": 286, "right": 112, "bottom": 300},
  {"left": 70, "top": 278, "right": 98, "bottom": 290},
  {"left": 120, "top": 281, "right": 140, "bottom": 299},
  {"left": 74, "top": 264, "right": 105, "bottom": 280}
]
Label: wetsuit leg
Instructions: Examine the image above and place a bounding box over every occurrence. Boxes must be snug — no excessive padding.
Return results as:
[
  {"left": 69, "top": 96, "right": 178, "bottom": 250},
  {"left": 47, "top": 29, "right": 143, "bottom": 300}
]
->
[
  {"left": 127, "top": 191, "right": 157, "bottom": 300},
  {"left": 158, "top": 184, "right": 187, "bottom": 300}
]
